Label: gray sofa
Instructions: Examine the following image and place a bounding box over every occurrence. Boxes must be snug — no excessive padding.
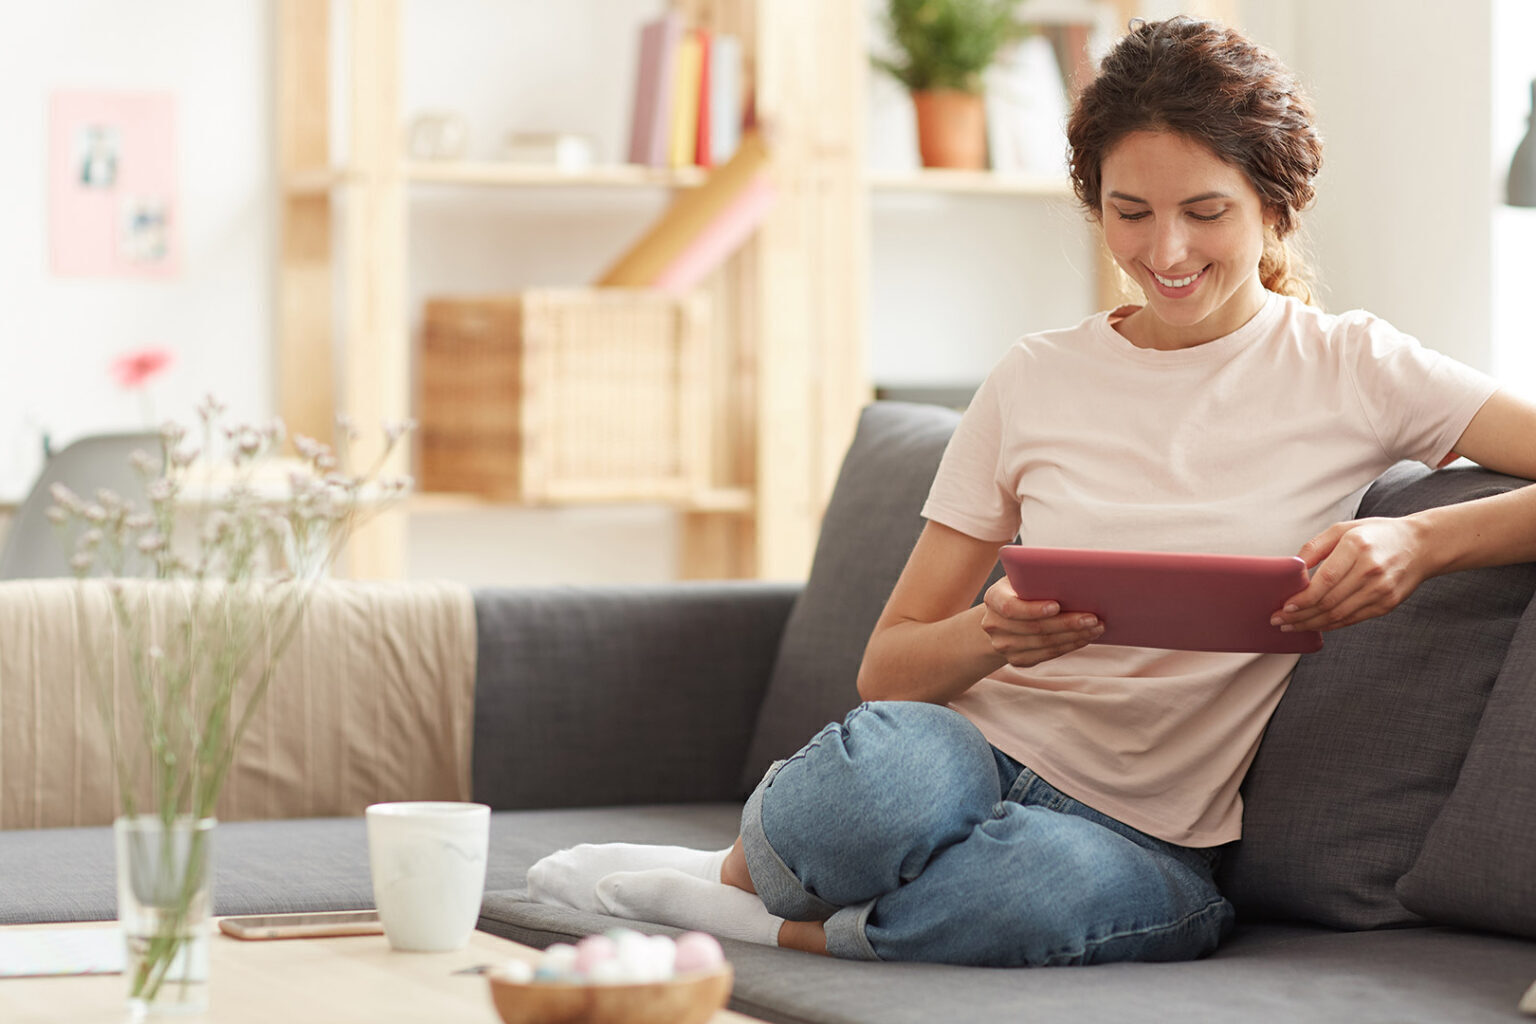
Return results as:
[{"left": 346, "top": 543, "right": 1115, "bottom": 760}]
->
[{"left": 5, "top": 400, "right": 1536, "bottom": 1023}]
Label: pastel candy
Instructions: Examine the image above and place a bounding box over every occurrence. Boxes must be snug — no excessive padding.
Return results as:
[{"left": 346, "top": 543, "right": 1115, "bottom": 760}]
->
[
  {"left": 534, "top": 942, "right": 580, "bottom": 981},
  {"left": 673, "top": 931, "right": 725, "bottom": 972},
  {"left": 574, "top": 934, "right": 617, "bottom": 975},
  {"left": 497, "top": 959, "right": 535, "bottom": 984}
]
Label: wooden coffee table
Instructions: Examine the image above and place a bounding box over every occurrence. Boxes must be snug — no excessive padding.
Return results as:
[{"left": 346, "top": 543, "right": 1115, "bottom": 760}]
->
[{"left": 0, "top": 921, "right": 763, "bottom": 1023}]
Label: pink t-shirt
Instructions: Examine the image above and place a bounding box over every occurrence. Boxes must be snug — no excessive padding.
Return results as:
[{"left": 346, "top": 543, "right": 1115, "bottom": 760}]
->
[{"left": 921, "top": 291, "right": 1497, "bottom": 847}]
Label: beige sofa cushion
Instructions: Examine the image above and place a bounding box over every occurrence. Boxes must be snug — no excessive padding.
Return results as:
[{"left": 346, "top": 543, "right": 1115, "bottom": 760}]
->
[{"left": 0, "top": 578, "right": 476, "bottom": 828}]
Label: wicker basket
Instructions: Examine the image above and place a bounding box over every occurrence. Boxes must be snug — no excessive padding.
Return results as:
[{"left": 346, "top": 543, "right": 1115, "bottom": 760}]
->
[{"left": 418, "top": 289, "right": 712, "bottom": 502}]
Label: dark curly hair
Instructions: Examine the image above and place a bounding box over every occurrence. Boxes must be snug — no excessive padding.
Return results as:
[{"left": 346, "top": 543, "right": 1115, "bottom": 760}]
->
[{"left": 1067, "top": 17, "right": 1324, "bottom": 303}]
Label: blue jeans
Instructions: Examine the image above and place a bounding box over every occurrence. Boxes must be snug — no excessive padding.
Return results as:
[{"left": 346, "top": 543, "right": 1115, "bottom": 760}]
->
[{"left": 740, "top": 701, "right": 1235, "bottom": 965}]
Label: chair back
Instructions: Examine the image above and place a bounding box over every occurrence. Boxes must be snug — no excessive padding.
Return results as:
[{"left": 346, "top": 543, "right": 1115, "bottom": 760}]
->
[{"left": 0, "top": 432, "right": 163, "bottom": 579}]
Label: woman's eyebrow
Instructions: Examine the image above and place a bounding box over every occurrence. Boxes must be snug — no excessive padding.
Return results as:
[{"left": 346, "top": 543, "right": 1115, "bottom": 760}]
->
[{"left": 1106, "top": 190, "right": 1232, "bottom": 205}]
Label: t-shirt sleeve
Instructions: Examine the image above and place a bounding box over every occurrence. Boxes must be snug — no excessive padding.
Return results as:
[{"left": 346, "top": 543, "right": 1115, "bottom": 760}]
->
[
  {"left": 1341, "top": 314, "right": 1499, "bottom": 468},
  {"left": 920, "top": 353, "right": 1021, "bottom": 542}
]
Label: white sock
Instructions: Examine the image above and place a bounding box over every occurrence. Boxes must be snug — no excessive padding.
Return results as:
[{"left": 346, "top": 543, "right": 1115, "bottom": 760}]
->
[
  {"left": 595, "top": 868, "right": 785, "bottom": 946},
  {"left": 526, "top": 844, "right": 731, "bottom": 915}
]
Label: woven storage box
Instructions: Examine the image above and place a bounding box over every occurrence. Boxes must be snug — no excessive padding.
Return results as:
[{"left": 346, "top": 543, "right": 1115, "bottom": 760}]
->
[{"left": 418, "top": 289, "right": 711, "bottom": 502}]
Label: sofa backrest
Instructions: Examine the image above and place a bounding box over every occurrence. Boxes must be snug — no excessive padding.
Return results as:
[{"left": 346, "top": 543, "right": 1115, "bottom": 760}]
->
[
  {"left": 1218, "top": 462, "right": 1536, "bottom": 938},
  {"left": 739, "top": 402, "right": 965, "bottom": 789},
  {"left": 0, "top": 579, "right": 477, "bottom": 828}
]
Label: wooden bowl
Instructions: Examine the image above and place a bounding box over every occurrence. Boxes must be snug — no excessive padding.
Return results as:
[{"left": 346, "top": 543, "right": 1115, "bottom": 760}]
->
[{"left": 486, "top": 964, "right": 734, "bottom": 1024}]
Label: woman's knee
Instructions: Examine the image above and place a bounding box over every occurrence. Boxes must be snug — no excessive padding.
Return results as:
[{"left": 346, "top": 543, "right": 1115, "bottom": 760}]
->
[
  {"left": 779, "top": 701, "right": 997, "bottom": 816},
  {"left": 754, "top": 701, "right": 1001, "bottom": 868}
]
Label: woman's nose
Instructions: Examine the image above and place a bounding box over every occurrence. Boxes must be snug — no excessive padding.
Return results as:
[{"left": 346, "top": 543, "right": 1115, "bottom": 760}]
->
[{"left": 1150, "top": 219, "right": 1190, "bottom": 269}]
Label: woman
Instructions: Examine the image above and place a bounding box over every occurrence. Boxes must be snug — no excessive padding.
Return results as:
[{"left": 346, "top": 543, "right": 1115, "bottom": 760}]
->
[{"left": 526, "top": 17, "right": 1536, "bottom": 966}]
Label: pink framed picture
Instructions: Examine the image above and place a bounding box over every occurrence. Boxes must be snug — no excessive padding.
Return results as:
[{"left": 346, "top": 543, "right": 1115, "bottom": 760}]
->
[{"left": 49, "top": 90, "right": 180, "bottom": 278}]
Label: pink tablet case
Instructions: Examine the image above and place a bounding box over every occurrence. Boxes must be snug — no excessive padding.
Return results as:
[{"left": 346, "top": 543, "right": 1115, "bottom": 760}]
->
[{"left": 998, "top": 545, "right": 1324, "bottom": 654}]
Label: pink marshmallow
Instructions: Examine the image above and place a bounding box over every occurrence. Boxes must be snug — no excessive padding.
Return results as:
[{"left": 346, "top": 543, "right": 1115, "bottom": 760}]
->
[
  {"left": 573, "top": 934, "right": 618, "bottom": 976},
  {"left": 673, "top": 931, "right": 725, "bottom": 973}
]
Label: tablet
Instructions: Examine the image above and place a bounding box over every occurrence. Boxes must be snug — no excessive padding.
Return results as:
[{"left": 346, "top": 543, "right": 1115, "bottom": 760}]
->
[{"left": 997, "top": 545, "right": 1324, "bottom": 654}]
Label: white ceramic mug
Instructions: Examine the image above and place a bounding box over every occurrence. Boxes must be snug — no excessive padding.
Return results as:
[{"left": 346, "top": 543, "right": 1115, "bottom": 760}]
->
[{"left": 365, "top": 801, "right": 490, "bottom": 952}]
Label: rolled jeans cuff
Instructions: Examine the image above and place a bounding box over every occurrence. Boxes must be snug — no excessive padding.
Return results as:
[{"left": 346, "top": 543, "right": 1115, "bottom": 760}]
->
[
  {"left": 823, "top": 902, "right": 880, "bottom": 961},
  {"left": 740, "top": 759, "right": 843, "bottom": 925}
]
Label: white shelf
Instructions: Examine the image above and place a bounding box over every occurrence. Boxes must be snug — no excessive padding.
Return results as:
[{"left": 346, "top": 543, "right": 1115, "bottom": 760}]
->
[{"left": 282, "top": 163, "right": 708, "bottom": 194}]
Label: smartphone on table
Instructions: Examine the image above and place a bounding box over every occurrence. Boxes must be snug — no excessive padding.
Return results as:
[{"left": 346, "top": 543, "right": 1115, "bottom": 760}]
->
[{"left": 218, "top": 909, "right": 383, "bottom": 940}]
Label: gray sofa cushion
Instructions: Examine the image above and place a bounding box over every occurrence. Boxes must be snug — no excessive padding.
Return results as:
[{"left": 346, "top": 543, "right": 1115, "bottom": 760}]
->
[
  {"left": 1397, "top": 593, "right": 1536, "bottom": 938},
  {"left": 1219, "top": 464, "right": 1536, "bottom": 929},
  {"left": 482, "top": 807, "right": 1536, "bottom": 1024},
  {"left": 472, "top": 583, "right": 797, "bottom": 810},
  {"left": 484, "top": 823, "right": 1536, "bottom": 1024},
  {"left": 0, "top": 814, "right": 534, "bottom": 924},
  {"left": 739, "top": 402, "right": 964, "bottom": 790}
]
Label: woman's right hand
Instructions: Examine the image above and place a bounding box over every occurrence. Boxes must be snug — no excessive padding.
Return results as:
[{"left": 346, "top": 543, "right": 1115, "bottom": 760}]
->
[{"left": 980, "top": 577, "right": 1106, "bottom": 668}]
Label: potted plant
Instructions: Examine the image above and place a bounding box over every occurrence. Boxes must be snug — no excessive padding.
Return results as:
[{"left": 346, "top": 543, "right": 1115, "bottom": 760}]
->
[
  {"left": 873, "top": 0, "right": 1029, "bottom": 169},
  {"left": 49, "top": 399, "right": 410, "bottom": 1017}
]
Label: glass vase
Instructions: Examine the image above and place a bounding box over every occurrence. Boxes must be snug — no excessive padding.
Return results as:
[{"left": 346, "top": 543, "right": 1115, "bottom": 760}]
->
[{"left": 114, "top": 815, "right": 216, "bottom": 1018}]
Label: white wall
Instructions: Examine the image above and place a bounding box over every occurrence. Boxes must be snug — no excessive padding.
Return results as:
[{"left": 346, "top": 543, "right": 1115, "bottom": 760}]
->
[
  {"left": 1491, "top": 0, "right": 1536, "bottom": 398},
  {"left": 0, "top": 1, "right": 273, "bottom": 502},
  {"left": 1243, "top": 1, "right": 1496, "bottom": 371}
]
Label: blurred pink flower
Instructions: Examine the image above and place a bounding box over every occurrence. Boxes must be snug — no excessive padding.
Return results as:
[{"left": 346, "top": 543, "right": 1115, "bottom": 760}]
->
[{"left": 111, "top": 346, "right": 174, "bottom": 389}]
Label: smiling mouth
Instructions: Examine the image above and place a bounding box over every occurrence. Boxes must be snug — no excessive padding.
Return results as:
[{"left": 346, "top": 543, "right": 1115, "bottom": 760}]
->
[{"left": 1151, "top": 266, "right": 1208, "bottom": 289}]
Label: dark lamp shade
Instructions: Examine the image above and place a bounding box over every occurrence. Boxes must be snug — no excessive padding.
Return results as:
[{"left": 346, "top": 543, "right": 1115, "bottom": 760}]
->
[{"left": 1510, "top": 79, "right": 1536, "bottom": 208}]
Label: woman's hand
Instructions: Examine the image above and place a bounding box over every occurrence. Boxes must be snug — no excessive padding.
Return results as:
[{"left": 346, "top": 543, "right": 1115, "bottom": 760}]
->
[
  {"left": 980, "top": 576, "right": 1106, "bottom": 667},
  {"left": 1272, "top": 517, "right": 1431, "bottom": 633}
]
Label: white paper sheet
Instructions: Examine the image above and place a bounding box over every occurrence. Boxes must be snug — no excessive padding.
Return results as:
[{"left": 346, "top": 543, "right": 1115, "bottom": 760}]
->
[{"left": 0, "top": 927, "right": 125, "bottom": 978}]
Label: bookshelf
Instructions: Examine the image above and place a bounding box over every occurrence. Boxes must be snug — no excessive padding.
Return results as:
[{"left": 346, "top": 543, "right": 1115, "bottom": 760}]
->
[{"left": 274, "top": 0, "right": 866, "bottom": 581}]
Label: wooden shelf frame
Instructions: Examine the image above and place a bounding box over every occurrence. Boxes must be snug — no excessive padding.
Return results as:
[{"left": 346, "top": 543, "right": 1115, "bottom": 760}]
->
[{"left": 274, "top": 0, "right": 871, "bottom": 581}]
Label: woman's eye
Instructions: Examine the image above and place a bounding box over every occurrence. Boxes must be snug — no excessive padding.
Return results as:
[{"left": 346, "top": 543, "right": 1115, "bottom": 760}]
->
[
  {"left": 1187, "top": 210, "right": 1224, "bottom": 222},
  {"left": 1114, "top": 209, "right": 1150, "bottom": 222}
]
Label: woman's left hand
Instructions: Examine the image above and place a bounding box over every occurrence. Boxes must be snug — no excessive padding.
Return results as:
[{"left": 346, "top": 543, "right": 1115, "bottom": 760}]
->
[{"left": 1272, "top": 517, "right": 1431, "bottom": 633}]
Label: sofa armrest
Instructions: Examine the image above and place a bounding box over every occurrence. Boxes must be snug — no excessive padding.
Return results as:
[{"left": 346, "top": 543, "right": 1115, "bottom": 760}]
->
[{"left": 470, "top": 581, "right": 800, "bottom": 811}]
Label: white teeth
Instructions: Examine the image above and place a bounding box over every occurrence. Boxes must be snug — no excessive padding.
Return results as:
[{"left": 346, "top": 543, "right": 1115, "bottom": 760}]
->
[{"left": 1154, "top": 268, "right": 1203, "bottom": 288}]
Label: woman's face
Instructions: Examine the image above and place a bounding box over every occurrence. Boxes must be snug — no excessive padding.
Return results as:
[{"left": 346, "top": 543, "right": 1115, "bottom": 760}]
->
[{"left": 1100, "top": 130, "right": 1274, "bottom": 349}]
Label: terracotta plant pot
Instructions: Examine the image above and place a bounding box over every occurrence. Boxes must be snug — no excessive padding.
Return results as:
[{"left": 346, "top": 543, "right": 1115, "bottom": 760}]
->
[{"left": 911, "top": 89, "right": 987, "bottom": 170}]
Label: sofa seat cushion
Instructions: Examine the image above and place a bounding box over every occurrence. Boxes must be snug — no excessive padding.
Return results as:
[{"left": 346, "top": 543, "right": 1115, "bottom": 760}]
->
[
  {"left": 478, "top": 808, "right": 1536, "bottom": 1024},
  {"left": 486, "top": 896, "right": 1536, "bottom": 1024},
  {"left": 0, "top": 809, "right": 580, "bottom": 925},
  {"left": 1218, "top": 464, "right": 1536, "bottom": 929}
]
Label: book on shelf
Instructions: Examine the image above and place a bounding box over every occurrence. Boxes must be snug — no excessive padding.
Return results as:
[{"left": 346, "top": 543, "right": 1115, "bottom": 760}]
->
[
  {"left": 694, "top": 29, "right": 713, "bottom": 168},
  {"left": 707, "top": 33, "right": 742, "bottom": 167},
  {"left": 627, "top": 14, "right": 743, "bottom": 170},
  {"left": 669, "top": 30, "right": 704, "bottom": 168},
  {"left": 598, "top": 131, "right": 771, "bottom": 288},
  {"left": 627, "top": 11, "right": 684, "bottom": 167}
]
